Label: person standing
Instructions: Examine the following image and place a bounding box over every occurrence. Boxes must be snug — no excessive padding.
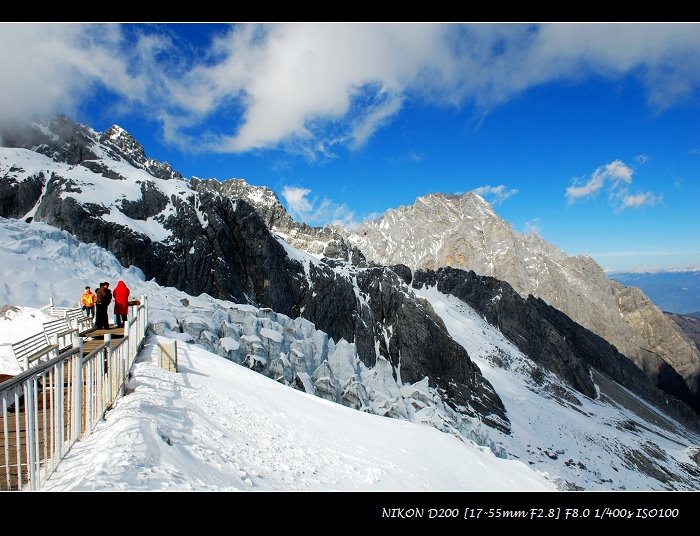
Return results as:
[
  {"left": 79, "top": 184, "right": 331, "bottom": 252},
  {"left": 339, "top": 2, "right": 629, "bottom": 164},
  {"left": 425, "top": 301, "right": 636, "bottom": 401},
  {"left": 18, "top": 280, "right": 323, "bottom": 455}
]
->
[
  {"left": 81, "top": 286, "right": 96, "bottom": 318},
  {"left": 95, "top": 282, "right": 113, "bottom": 330},
  {"left": 112, "top": 280, "right": 131, "bottom": 328}
]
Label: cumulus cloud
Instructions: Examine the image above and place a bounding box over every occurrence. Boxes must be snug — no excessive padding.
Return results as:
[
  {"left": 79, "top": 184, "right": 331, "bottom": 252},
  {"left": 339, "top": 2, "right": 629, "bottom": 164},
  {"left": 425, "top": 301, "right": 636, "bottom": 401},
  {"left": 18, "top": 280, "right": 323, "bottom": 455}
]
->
[
  {"left": 281, "top": 185, "right": 356, "bottom": 227},
  {"left": 566, "top": 160, "right": 633, "bottom": 203},
  {"left": 281, "top": 186, "right": 313, "bottom": 215},
  {"left": 473, "top": 184, "right": 519, "bottom": 205},
  {"left": 566, "top": 160, "right": 661, "bottom": 210},
  {"left": 3, "top": 23, "right": 700, "bottom": 155}
]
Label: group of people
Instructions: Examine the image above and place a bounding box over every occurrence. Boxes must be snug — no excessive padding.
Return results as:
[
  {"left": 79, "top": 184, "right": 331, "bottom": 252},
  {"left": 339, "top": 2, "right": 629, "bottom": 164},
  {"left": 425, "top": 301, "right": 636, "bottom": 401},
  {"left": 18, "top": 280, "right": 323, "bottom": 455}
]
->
[{"left": 81, "top": 280, "right": 131, "bottom": 330}]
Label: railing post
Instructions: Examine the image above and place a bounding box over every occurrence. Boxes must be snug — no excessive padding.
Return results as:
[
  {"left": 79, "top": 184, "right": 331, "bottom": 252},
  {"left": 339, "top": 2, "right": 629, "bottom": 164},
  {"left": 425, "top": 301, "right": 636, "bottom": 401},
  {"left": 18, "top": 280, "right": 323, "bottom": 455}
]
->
[
  {"left": 142, "top": 295, "right": 148, "bottom": 337},
  {"left": 56, "top": 362, "right": 64, "bottom": 460},
  {"left": 49, "top": 297, "right": 54, "bottom": 307},
  {"left": 25, "top": 378, "right": 37, "bottom": 490},
  {"left": 105, "top": 334, "right": 112, "bottom": 403},
  {"left": 71, "top": 334, "right": 83, "bottom": 442}
]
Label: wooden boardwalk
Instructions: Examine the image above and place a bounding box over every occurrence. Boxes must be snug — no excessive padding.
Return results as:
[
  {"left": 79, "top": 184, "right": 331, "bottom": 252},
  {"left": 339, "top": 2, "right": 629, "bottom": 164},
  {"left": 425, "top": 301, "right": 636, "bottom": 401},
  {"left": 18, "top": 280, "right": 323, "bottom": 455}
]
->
[
  {"left": 0, "top": 326, "right": 124, "bottom": 491},
  {"left": 81, "top": 326, "right": 126, "bottom": 355}
]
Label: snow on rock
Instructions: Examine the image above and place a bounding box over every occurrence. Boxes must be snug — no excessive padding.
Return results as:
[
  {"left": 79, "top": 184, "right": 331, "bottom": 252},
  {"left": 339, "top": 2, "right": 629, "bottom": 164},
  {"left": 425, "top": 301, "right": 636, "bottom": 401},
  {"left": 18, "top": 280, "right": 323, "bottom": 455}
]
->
[{"left": 43, "top": 336, "right": 554, "bottom": 491}]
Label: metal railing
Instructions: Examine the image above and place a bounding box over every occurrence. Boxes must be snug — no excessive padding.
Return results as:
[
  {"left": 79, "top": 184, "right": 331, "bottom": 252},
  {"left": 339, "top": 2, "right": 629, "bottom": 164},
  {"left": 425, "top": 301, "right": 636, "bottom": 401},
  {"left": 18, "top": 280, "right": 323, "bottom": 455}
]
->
[{"left": 0, "top": 296, "right": 148, "bottom": 491}]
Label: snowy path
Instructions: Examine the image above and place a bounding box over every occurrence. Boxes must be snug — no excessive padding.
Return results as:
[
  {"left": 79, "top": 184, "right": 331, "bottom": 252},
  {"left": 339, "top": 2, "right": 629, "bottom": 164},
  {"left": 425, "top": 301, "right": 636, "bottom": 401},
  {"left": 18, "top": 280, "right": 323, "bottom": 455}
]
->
[{"left": 44, "top": 336, "right": 554, "bottom": 491}]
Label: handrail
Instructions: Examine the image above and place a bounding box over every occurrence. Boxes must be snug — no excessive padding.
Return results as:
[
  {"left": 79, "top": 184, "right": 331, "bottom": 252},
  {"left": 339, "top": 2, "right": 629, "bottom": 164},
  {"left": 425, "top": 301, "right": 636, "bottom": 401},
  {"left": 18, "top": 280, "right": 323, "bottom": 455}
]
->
[{"left": 0, "top": 294, "right": 148, "bottom": 491}]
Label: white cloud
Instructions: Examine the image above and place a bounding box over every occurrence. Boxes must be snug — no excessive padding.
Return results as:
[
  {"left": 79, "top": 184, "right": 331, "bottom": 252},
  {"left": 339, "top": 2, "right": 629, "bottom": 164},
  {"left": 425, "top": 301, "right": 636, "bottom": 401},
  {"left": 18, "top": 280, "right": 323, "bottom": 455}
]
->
[
  {"left": 0, "top": 24, "right": 150, "bottom": 129},
  {"left": 619, "top": 191, "right": 662, "bottom": 209},
  {"left": 524, "top": 217, "right": 542, "bottom": 235},
  {"left": 566, "top": 160, "right": 659, "bottom": 211},
  {"left": 281, "top": 185, "right": 355, "bottom": 227},
  {"left": 566, "top": 160, "right": 633, "bottom": 203},
  {"left": 472, "top": 184, "right": 519, "bottom": 205},
  {"left": 3, "top": 23, "right": 700, "bottom": 156},
  {"left": 634, "top": 153, "right": 651, "bottom": 165}
]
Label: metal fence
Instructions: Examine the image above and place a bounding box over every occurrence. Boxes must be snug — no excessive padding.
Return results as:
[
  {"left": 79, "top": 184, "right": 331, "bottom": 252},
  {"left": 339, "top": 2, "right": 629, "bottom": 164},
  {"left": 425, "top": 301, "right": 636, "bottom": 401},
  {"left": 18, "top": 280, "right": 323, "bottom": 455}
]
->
[{"left": 0, "top": 296, "right": 148, "bottom": 491}]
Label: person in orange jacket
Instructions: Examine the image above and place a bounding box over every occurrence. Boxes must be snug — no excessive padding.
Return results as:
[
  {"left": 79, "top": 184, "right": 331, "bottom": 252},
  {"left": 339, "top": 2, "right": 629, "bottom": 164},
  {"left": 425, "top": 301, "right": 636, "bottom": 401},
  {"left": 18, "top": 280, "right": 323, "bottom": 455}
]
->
[
  {"left": 112, "top": 280, "right": 131, "bottom": 328},
  {"left": 81, "top": 286, "right": 97, "bottom": 318}
]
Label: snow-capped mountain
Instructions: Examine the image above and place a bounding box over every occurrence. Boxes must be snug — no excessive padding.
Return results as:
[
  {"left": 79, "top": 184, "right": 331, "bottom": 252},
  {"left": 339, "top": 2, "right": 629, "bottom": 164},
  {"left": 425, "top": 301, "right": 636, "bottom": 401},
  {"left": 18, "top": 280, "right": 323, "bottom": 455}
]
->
[
  {"left": 347, "top": 192, "right": 700, "bottom": 412},
  {"left": 1, "top": 217, "right": 698, "bottom": 490},
  {"left": 2, "top": 116, "right": 700, "bottom": 489}
]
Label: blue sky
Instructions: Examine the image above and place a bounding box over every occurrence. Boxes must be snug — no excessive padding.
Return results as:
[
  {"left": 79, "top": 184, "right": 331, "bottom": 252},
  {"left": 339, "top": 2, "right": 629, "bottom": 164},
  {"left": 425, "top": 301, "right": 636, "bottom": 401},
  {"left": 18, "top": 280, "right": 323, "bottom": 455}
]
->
[{"left": 1, "top": 23, "right": 699, "bottom": 272}]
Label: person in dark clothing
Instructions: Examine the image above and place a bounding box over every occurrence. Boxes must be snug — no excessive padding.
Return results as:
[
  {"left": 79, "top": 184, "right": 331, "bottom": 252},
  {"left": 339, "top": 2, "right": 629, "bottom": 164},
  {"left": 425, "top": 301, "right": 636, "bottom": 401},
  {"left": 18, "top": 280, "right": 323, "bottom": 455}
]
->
[{"left": 95, "top": 282, "right": 113, "bottom": 330}]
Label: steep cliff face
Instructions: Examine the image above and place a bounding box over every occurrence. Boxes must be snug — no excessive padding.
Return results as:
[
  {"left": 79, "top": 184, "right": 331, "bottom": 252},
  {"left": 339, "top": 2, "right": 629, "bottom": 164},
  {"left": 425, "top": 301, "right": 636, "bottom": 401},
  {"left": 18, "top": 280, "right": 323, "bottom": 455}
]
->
[{"left": 348, "top": 192, "right": 700, "bottom": 411}]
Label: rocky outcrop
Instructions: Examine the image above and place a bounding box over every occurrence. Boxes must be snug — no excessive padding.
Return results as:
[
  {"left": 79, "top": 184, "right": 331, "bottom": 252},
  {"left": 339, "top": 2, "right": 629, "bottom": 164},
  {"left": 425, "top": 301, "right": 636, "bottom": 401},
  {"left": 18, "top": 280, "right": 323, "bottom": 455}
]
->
[
  {"left": 191, "top": 178, "right": 365, "bottom": 264},
  {"left": 667, "top": 312, "right": 700, "bottom": 352},
  {"left": 413, "top": 266, "right": 700, "bottom": 430},
  {"left": 0, "top": 173, "right": 45, "bottom": 219},
  {"left": 349, "top": 191, "right": 700, "bottom": 413},
  {"left": 293, "top": 261, "right": 509, "bottom": 431}
]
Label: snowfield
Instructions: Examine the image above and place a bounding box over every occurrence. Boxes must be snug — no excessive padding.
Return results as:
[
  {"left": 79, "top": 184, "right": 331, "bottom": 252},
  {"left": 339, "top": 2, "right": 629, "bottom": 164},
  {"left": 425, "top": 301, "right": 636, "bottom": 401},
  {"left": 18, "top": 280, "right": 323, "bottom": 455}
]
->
[{"left": 43, "top": 336, "right": 554, "bottom": 491}]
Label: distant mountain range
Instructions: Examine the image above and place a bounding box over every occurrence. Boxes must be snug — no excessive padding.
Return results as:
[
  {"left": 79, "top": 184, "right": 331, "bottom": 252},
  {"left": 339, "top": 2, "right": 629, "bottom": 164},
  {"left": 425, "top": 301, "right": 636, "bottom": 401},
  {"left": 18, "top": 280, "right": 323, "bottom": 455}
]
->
[{"left": 611, "top": 270, "right": 700, "bottom": 315}]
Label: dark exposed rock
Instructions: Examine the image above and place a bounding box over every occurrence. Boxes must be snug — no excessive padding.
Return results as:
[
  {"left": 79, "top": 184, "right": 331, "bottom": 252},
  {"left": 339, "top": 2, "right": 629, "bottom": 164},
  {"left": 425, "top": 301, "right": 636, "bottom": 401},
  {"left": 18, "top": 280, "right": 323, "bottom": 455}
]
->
[
  {"left": 412, "top": 266, "right": 700, "bottom": 430},
  {"left": 414, "top": 267, "right": 596, "bottom": 399},
  {"left": 390, "top": 264, "right": 412, "bottom": 286},
  {"left": 80, "top": 161, "right": 128, "bottom": 181},
  {"left": 0, "top": 173, "right": 45, "bottom": 218},
  {"left": 356, "top": 266, "right": 508, "bottom": 431},
  {"left": 192, "top": 178, "right": 366, "bottom": 265},
  {"left": 120, "top": 182, "right": 169, "bottom": 220},
  {"left": 530, "top": 295, "right": 700, "bottom": 415}
]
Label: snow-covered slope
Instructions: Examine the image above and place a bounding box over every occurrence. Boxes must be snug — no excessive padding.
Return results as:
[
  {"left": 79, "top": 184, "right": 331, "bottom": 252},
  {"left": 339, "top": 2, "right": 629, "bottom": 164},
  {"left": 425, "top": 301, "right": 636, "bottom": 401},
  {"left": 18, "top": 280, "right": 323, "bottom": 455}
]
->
[
  {"left": 42, "top": 336, "right": 552, "bottom": 491},
  {"left": 413, "top": 286, "right": 700, "bottom": 490}
]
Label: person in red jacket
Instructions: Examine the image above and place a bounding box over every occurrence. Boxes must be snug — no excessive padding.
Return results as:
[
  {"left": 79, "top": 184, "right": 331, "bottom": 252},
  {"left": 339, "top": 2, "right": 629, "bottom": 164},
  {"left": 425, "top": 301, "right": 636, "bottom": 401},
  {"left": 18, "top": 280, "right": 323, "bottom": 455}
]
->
[{"left": 112, "top": 280, "right": 131, "bottom": 328}]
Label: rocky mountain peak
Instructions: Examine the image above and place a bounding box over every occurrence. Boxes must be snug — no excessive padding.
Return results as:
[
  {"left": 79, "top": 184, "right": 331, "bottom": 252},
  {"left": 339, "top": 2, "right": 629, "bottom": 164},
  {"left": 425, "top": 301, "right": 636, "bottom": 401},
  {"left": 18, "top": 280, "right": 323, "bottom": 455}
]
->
[
  {"left": 101, "top": 124, "right": 146, "bottom": 161},
  {"left": 347, "top": 191, "right": 700, "bottom": 412}
]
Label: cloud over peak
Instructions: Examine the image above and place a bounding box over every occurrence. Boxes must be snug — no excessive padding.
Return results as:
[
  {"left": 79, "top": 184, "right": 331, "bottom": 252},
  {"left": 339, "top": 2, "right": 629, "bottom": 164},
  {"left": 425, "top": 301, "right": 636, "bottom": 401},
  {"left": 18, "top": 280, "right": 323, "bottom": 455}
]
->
[{"left": 472, "top": 184, "right": 519, "bottom": 205}]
